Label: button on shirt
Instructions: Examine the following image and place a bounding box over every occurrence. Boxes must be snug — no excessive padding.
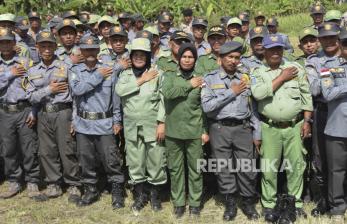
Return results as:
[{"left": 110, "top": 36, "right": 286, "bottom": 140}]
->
[
  {"left": 69, "top": 60, "right": 122, "bottom": 135},
  {"left": 0, "top": 55, "right": 31, "bottom": 104},
  {"left": 251, "top": 60, "right": 313, "bottom": 122},
  {"left": 320, "top": 57, "right": 347, "bottom": 138},
  {"left": 201, "top": 67, "right": 261, "bottom": 140},
  {"left": 26, "top": 57, "right": 72, "bottom": 105}
]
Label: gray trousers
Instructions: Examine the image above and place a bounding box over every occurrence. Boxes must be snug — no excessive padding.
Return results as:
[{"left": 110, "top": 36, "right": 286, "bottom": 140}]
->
[
  {"left": 0, "top": 107, "right": 40, "bottom": 183},
  {"left": 325, "top": 135, "right": 347, "bottom": 215},
  {"left": 38, "top": 108, "right": 80, "bottom": 186},
  {"left": 209, "top": 121, "right": 257, "bottom": 198},
  {"left": 76, "top": 133, "right": 124, "bottom": 185}
]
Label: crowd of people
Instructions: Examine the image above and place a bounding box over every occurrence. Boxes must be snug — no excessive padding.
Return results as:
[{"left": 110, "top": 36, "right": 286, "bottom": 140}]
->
[{"left": 0, "top": 2, "right": 346, "bottom": 223}]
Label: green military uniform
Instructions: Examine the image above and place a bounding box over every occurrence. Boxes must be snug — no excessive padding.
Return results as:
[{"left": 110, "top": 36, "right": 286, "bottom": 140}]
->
[
  {"left": 162, "top": 68, "right": 207, "bottom": 207},
  {"left": 156, "top": 55, "right": 178, "bottom": 72},
  {"left": 195, "top": 53, "right": 218, "bottom": 76},
  {"left": 97, "top": 15, "right": 117, "bottom": 56},
  {"left": 115, "top": 38, "right": 167, "bottom": 186},
  {"left": 251, "top": 59, "right": 313, "bottom": 209}
]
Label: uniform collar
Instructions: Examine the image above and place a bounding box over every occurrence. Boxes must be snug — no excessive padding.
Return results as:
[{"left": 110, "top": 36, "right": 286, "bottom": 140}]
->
[
  {"left": 0, "top": 53, "right": 20, "bottom": 65},
  {"left": 264, "top": 60, "right": 286, "bottom": 72},
  {"left": 80, "top": 60, "right": 103, "bottom": 72},
  {"left": 37, "top": 56, "right": 60, "bottom": 70},
  {"left": 219, "top": 67, "right": 241, "bottom": 79}
]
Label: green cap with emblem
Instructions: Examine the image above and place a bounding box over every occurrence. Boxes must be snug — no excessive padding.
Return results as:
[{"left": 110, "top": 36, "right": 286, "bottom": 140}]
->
[
  {"left": 0, "top": 13, "right": 15, "bottom": 23},
  {"left": 28, "top": 11, "right": 40, "bottom": 19},
  {"left": 80, "top": 34, "right": 100, "bottom": 49},
  {"left": 144, "top": 26, "right": 159, "bottom": 36},
  {"left": 36, "top": 31, "right": 56, "bottom": 43},
  {"left": 88, "top": 14, "right": 101, "bottom": 25},
  {"left": 0, "top": 27, "right": 14, "bottom": 41},
  {"left": 207, "top": 25, "right": 226, "bottom": 37},
  {"left": 254, "top": 11, "right": 265, "bottom": 19},
  {"left": 98, "top": 15, "right": 116, "bottom": 27},
  {"left": 227, "top": 17, "right": 242, "bottom": 26},
  {"left": 131, "top": 38, "right": 151, "bottom": 52},
  {"left": 299, "top": 27, "right": 318, "bottom": 41},
  {"left": 56, "top": 19, "right": 76, "bottom": 33},
  {"left": 324, "top": 10, "right": 342, "bottom": 22},
  {"left": 170, "top": 30, "right": 192, "bottom": 42},
  {"left": 135, "top": 30, "right": 153, "bottom": 42},
  {"left": 109, "top": 25, "right": 128, "bottom": 37}
]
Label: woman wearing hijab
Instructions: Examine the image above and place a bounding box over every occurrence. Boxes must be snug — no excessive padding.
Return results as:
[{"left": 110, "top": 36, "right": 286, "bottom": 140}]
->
[
  {"left": 115, "top": 38, "right": 167, "bottom": 212},
  {"left": 162, "top": 43, "right": 209, "bottom": 218}
]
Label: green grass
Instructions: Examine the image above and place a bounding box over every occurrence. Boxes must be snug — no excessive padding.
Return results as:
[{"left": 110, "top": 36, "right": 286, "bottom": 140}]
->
[{"left": 0, "top": 182, "right": 345, "bottom": 224}]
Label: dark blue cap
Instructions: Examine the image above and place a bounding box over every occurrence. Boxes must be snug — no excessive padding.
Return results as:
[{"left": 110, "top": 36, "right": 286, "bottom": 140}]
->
[
  {"left": 80, "top": 34, "right": 99, "bottom": 49},
  {"left": 219, "top": 41, "right": 243, "bottom": 55},
  {"left": 262, "top": 34, "right": 285, "bottom": 49},
  {"left": 318, "top": 22, "right": 340, "bottom": 37}
]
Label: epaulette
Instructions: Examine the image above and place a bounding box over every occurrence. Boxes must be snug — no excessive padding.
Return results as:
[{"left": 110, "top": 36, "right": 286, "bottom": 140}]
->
[{"left": 205, "top": 69, "right": 219, "bottom": 77}]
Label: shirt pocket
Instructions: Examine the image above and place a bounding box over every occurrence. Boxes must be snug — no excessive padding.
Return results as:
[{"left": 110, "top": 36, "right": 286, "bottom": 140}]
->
[
  {"left": 30, "top": 74, "right": 45, "bottom": 87},
  {"left": 285, "top": 81, "right": 300, "bottom": 100}
]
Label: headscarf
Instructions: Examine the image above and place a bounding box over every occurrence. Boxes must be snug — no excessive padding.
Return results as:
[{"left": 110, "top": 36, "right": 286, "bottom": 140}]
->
[
  {"left": 130, "top": 50, "right": 151, "bottom": 77},
  {"left": 177, "top": 43, "right": 197, "bottom": 78}
]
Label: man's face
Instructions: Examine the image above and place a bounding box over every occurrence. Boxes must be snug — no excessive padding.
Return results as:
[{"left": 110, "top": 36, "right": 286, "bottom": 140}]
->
[
  {"left": 58, "top": 27, "right": 77, "bottom": 47},
  {"left": 29, "top": 18, "right": 41, "bottom": 29},
  {"left": 169, "top": 39, "right": 186, "bottom": 56},
  {"left": 152, "top": 35, "right": 160, "bottom": 49},
  {"left": 184, "top": 16, "right": 193, "bottom": 24},
  {"left": 241, "top": 21, "right": 249, "bottom": 33},
  {"left": 340, "top": 39, "right": 347, "bottom": 58},
  {"left": 0, "top": 21, "right": 14, "bottom": 32},
  {"left": 119, "top": 19, "right": 131, "bottom": 30},
  {"left": 158, "top": 22, "right": 170, "bottom": 33},
  {"left": 192, "top": 25, "right": 206, "bottom": 40},
  {"left": 99, "top": 21, "right": 112, "bottom": 38},
  {"left": 227, "top": 24, "right": 241, "bottom": 38},
  {"left": 37, "top": 42, "right": 57, "bottom": 61},
  {"left": 250, "top": 37, "right": 264, "bottom": 56},
  {"left": 80, "top": 48, "right": 99, "bottom": 62},
  {"left": 208, "top": 35, "right": 226, "bottom": 53},
  {"left": 135, "top": 20, "right": 144, "bottom": 30},
  {"left": 311, "top": 13, "right": 324, "bottom": 25},
  {"left": 264, "top": 46, "right": 283, "bottom": 66},
  {"left": 110, "top": 36, "right": 127, "bottom": 53},
  {"left": 299, "top": 36, "right": 319, "bottom": 56},
  {"left": 220, "top": 51, "right": 241, "bottom": 73},
  {"left": 319, "top": 35, "right": 339, "bottom": 55},
  {"left": 255, "top": 17, "right": 265, "bottom": 26},
  {"left": 75, "top": 27, "right": 84, "bottom": 44},
  {"left": 0, "top": 40, "right": 15, "bottom": 55},
  {"left": 267, "top": 25, "right": 277, "bottom": 34}
]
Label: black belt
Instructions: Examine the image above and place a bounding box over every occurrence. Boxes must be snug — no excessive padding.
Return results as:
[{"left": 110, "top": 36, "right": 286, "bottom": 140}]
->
[
  {"left": 0, "top": 101, "right": 31, "bottom": 113},
  {"left": 259, "top": 113, "right": 304, "bottom": 129},
  {"left": 212, "top": 118, "right": 244, "bottom": 127},
  {"left": 77, "top": 110, "right": 112, "bottom": 120},
  {"left": 42, "top": 103, "right": 72, "bottom": 113}
]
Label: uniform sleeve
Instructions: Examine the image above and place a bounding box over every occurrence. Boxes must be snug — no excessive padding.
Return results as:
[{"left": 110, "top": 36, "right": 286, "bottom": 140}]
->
[
  {"left": 298, "top": 70, "right": 313, "bottom": 111},
  {"left": 115, "top": 70, "right": 140, "bottom": 97},
  {"left": 321, "top": 75, "right": 347, "bottom": 101},
  {"left": 283, "top": 35, "right": 294, "bottom": 54},
  {"left": 25, "top": 68, "right": 52, "bottom": 104},
  {"left": 194, "top": 57, "right": 205, "bottom": 76},
  {"left": 201, "top": 76, "right": 236, "bottom": 113},
  {"left": 0, "top": 70, "right": 15, "bottom": 91},
  {"left": 305, "top": 61, "right": 322, "bottom": 97},
  {"left": 250, "top": 68, "right": 273, "bottom": 100},
  {"left": 68, "top": 66, "right": 104, "bottom": 96},
  {"left": 157, "top": 72, "right": 166, "bottom": 123},
  {"left": 250, "top": 98, "right": 261, "bottom": 140},
  {"left": 161, "top": 72, "right": 193, "bottom": 99},
  {"left": 112, "top": 73, "right": 122, "bottom": 125}
]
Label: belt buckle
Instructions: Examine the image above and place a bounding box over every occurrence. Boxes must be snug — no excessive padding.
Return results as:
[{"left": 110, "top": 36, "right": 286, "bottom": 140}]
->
[
  {"left": 7, "top": 104, "right": 18, "bottom": 113},
  {"left": 88, "top": 112, "right": 97, "bottom": 120},
  {"left": 46, "top": 105, "right": 55, "bottom": 113}
]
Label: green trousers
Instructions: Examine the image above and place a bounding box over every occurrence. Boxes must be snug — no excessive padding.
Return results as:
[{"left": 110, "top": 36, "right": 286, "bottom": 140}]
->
[
  {"left": 166, "top": 137, "right": 203, "bottom": 207},
  {"left": 125, "top": 126, "right": 167, "bottom": 185},
  {"left": 260, "top": 121, "right": 306, "bottom": 209}
]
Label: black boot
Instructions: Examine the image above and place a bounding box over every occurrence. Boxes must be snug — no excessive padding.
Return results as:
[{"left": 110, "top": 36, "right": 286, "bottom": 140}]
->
[
  {"left": 223, "top": 194, "right": 237, "bottom": 221},
  {"left": 111, "top": 183, "right": 125, "bottom": 209},
  {"left": 240, "top": 197, "right": 259, "bottom": 220},
  {"left": 131, "top": 183, "right": 148, "bottom": 212},
  {"left": 77, "top": 185, "right": 99, "bottom": 207},
  {"left": 278, "top": 194, "right": 296, "bottom": 224},
  {"left": 174, "top": 206, "right": 185, "bottom": 218},
  {"left": 311, "top": 197, "right": 328, "bottom": 217},
  {"left": 150, "top": 185, "right": 162, "bottom": 211}
]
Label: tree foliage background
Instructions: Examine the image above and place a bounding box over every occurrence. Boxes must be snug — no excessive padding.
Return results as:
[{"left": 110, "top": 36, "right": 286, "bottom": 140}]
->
[{"left": 0, "top": 0, "right": 346, "bottom": 23}]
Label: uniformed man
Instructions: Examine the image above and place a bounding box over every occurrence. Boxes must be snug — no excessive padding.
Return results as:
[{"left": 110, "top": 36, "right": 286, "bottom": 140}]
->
[
  {"left": 324, "top": 9, "right": 342, "bottom": 25},
  {"left": 195, "top": 25, "right": 227, "bottom": 76},
  {"left": 309, "top": 3, "right": 326, "bottom": 29},
  {"left": 305, "top": 22, "right": 341, "bottom": 217},
  {"left": 14, "top": 16, "right": 40, "bottom": 64},
  {"left": 220, "top": 16, "right": 232, "bottom": 30},
  {"left": 55, "top": 19, "right": 81, "bottom": 65},
  {"left": 251, "top": 34, "right": 313, "bottom": 223},
  {"left": 79, "top": 11, "right": 90, "bottom": 24},
  {"left": 118, "top": 12, "right": 132, "bottom": 33},
  {"left": 191, "top": 18, "right": 210, "bottom": 57},
  {"left": 0, "top": 13, "right": 30, "bottom": 59},
  {"left": 296, "top": 27, "right": 319, "bottom": 67},
  {"left": 27, "top": 11, "right": 42, "bottom": 41},
  {"left": 47, "top": 17, "right": 63, "bottom": 37},
  {"left": 179, "top": 8, "right": 193, "bottom": 34},
  {"left": 226, "top": 17, "right": 242, "bottom": 42},
  {"left": 116, "top": 38, "right": 167, "bottom": 212},
  {"left": 201, "top": 41, "right": 261, "bottom": 221},
  {"left": 239, "top": 12, "right": 250, "bottom": 42},
  {"left": 87, "top": 14, "right": 101, "bottom": 36},
  {"left": 72, "top": 19, "right": 86, "bottom": 45},
  {"left": 241, "top": 26, "right": 268, "bottom": 71},
  {"left": 97, "top": 15, "right": 117, "bottom": 56},
  {"left": 156, "top": 30, "right": 191, "bottom": 72},
  {"left": 0, "top": 27, "right": 42, "bottom": 200},
  {"left": 144, "top": 26, "right": 171, "bottom": 64},
  {"left": 254, "top": 11, "right": 266, "bottom": 27},
  {"left": 131, "top": 14, "right": 146, "bottom": 38},
  {"left": 26, "top": 31, "right": 81, "bottom": 202},
  {"left": 319, "top": 27, "right": 347, "bottom": 221},
  {"left": 106, "top": 5, "right": 115, "bottom": 17},
  {"left": 266, "top": 17, "right": 294, "bottom": 54},
  {"left": 69, "top": 34, "right": 124, "bottom": 208},
  {"left": 158, "top": 14, "right": 173, "bottom": 49}
]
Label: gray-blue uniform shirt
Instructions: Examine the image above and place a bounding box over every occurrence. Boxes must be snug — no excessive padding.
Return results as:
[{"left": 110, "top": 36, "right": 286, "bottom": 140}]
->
[
  {"left": 201, "top": 67, "right": 261, "bottom": 140},
  {"left": 320, "top": 56, "right": 347, "bottom": 138},
  {"left": 196, "top": 40, "right": 211, "bottom": 57},
  {"left": 0, "top": 55, "right": 31, "bottom": 104},
  {"left": 69, "top": 59, "right": 122, "bottom": 135},
  {"left": 20, "top": 34, "right": 40, "bottom": 64},
  {"left": 26, "top": 57, "right": 72, "bottom": 105},
  {"left": 241, "top": 55, "right": 264, "bottom": 72}
]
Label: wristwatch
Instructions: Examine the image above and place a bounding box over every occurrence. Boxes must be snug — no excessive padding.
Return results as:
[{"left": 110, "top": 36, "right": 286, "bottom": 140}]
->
[{"left": 304, "top": 118, "right": 313, "bottom": 124}]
